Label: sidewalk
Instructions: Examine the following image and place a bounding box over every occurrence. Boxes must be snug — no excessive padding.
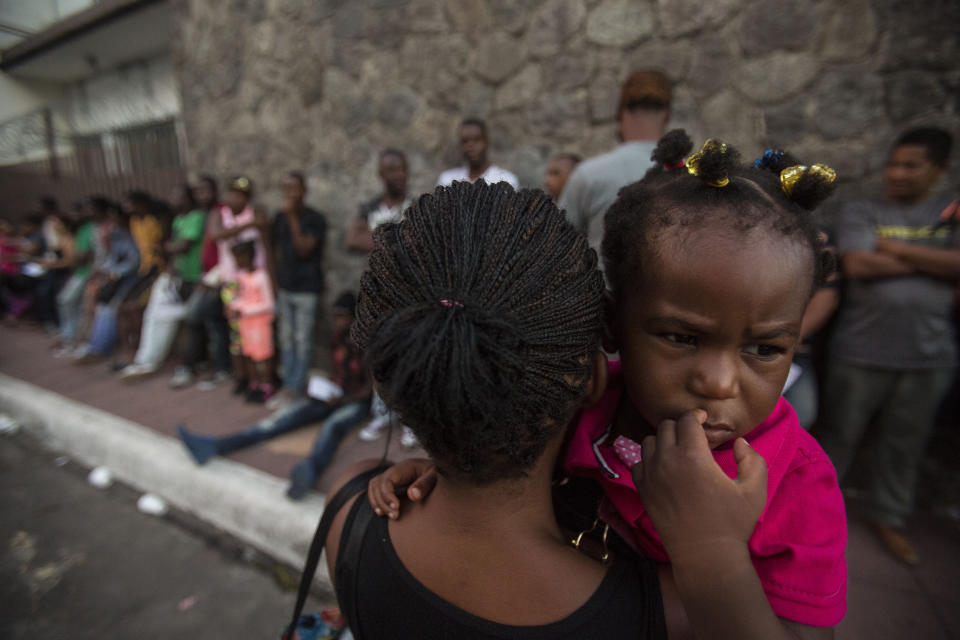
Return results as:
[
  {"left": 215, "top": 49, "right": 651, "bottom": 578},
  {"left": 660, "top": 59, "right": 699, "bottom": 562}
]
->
[
  {"left": 0, "top": 324, "right": 419, "bottom": 493},
  {"left": 1, "top": 323, "right": 958, "bottom": 638}
]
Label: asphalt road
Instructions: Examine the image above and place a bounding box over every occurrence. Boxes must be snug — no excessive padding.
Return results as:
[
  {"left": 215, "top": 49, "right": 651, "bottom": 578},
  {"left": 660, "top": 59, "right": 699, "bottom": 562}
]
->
[{"left": 0, "top": 431, "right": 332, "bottom": 639}]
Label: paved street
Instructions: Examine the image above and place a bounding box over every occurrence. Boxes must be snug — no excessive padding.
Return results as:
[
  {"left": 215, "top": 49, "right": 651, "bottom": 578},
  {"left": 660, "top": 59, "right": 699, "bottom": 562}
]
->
[{"left": 0, "top": 432, "right": 330, "bottom": 639}]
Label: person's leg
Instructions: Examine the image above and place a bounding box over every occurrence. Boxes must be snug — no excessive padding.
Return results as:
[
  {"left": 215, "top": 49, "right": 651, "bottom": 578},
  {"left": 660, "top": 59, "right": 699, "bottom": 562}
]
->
[
  {"left": 56, "top": 274, "right": 87, "bottom": 345},
  {"left": 131, "top": 283, "right": 183, "bottom": 371},
  {"left": 288, "top": 401, "right": 370, "bottom": 498},
  {"left": 863, "top": 367, "right": 955, "bottom": 529},
  {"left": 84, "top": 304, "right": 118, "bottom": 357},
  {"left": 813, "top": 361, "right": 897, "bottom": 482},
  {"left": 208, "top": 295, "right": 233, "bottom": 375},
  {"left": 276, "top": 289, "right": 296, "bottom": 390},
  {"left": 177, "top": 398, "right": 332, "bottom": 463},
  {"left": 288, "top": 291, "right": 320, "bottom": 395},
  {"left": 33, "top": 270, "right": 62, "bottom": 327}
]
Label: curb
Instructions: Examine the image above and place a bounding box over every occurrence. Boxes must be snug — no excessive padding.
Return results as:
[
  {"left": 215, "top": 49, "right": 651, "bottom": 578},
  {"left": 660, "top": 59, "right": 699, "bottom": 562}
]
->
[{"left": 0, "top": 373, "right": 330, "bottom": 585}]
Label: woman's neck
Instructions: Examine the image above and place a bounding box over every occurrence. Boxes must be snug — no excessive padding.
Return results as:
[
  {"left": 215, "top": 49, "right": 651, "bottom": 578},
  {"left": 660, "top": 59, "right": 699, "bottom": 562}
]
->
[{"left": 405, "top": 442, "right": 566, "bottom": 543}]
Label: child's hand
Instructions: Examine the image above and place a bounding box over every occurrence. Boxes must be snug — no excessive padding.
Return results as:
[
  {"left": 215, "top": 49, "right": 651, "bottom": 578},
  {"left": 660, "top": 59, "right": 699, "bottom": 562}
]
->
[
  {"left": 367, "top": 458, "right": 436, "bottom": 519},
  {"left": 631, "top": 409, "right": 767, "bottom": 563}
]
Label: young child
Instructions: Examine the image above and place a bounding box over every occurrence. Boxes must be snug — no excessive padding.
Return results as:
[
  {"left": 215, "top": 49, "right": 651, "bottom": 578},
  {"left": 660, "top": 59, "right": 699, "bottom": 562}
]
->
[
  {"left": 227, "top": 240, "right": 275, "bottom": 402},
  {"left": 370, "top": 132, "right": 847, "bottom": 632}
]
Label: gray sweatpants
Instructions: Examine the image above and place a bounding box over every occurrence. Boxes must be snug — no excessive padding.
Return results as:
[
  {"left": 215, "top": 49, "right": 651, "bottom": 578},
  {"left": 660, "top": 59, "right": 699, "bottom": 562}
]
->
[{"left": 815, "top": 361, "right": 953, "bottom": 528}]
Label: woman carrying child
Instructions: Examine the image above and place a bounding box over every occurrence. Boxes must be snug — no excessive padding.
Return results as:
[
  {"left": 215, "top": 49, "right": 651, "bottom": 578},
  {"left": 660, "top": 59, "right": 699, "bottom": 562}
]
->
[
  {"left": 324, "top": 178, "right": 828, "bottom": 639},
  {"left": 369, "top": 134, "right": 847, "bottom": 638}
]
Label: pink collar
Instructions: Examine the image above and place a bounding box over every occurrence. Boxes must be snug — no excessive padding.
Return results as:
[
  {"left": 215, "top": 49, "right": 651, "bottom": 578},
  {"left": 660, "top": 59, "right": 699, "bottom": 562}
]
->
[{"left": 564, "top": 360, "right": 799, "bottom": 525}]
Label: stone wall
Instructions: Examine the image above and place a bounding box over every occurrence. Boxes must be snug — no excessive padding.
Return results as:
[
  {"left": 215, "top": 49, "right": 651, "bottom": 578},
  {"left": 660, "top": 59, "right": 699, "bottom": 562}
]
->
[{"left": 173, "top": 0, "right": 959, "bottom": 295}]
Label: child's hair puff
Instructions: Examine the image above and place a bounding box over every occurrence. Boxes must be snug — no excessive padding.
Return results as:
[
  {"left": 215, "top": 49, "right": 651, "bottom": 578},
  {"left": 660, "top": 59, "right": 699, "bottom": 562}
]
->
[{"left": 604, "top": 130, "right": 837, "bottom": 300}]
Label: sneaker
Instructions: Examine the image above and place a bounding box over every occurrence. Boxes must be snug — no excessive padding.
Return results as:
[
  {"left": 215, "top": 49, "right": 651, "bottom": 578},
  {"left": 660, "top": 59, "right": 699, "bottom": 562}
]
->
[
  {"left": 109, "top": 360, "right": 129, "bottom": 373},
  {"left": 869, "top": 521, "right": 920, "bottom": 566},
  {"left": 245, "top": 386, "right": 265, "bottom": 404},
  {"left": 196, "top": 370, "right": 231, "bottom": 391},
  {"left": 358, "top": 415, "right": 389, "bottom": 442},
  {"left": 73, "top": 349, "right": 104, "bottom": 365},
  {"left": 53, "top": 345, "right": 75, "bottom": 359},
  {"left": 266, "top": 389, "right": 296, "bottom": 411},
  {"left": 176, "top": 424, "right": 217, "bottom": 465},
  {"left": 400, "top": 426, "right": 419, "bottom": 449},
  {"left": 169, "top": 366, "right": 194, "bottom": 389},
  {"left": 119, "top": 363, "right": 158, "bottom": 382},
  {"left": 232, "top": 377, "right": 250, "bottom": 396},
  {"left": 287, "top": 460, "right": 317, "bottom": 500}
]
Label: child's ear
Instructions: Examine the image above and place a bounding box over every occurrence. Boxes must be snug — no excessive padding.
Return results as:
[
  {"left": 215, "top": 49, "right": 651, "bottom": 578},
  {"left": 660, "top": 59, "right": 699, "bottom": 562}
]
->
[
  {"left": 602, "top": 290, "right": 619, "bottom": 354},
  {"left": 583, "top": 351, "right": 608, "bottom": 408}
]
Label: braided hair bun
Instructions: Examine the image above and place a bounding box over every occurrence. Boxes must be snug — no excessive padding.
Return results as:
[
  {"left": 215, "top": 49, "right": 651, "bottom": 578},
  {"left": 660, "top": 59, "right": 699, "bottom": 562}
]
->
[{"left": 352, "top": 181, "right": 605, "bottom": 485}]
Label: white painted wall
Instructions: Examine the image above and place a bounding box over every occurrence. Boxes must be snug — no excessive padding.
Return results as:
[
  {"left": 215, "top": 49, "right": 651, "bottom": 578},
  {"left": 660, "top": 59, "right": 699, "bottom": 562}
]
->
[
  {"left": 0, "top": 54, "right": 179, "bottom": 166},
  {"left": 0, "top": 74, "right": 63, "bottom": 122}
]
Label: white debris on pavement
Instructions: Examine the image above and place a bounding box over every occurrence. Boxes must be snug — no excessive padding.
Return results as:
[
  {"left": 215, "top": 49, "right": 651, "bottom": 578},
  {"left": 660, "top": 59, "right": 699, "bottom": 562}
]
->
[
  {"left": 87, "top": 466, "right": 114, "bottom": 489},
  {"left": 137, "top": 493, "right": 169, "bottom": 516}
]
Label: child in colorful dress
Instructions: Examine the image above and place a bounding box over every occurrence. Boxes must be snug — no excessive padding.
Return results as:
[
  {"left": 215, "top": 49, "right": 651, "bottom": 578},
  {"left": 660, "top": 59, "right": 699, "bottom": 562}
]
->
[{"left": 227, "top": 240, "right": 275, "bottom": 403}]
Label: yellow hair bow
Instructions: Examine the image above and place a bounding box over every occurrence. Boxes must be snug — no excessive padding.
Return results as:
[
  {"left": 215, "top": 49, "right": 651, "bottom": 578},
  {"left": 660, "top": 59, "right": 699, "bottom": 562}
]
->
[
  {"left": 779, "top": 164, "right": 837, "bottom": 197},
  {"left": 685, "top": 139, "right": 730, "bottom": 188}
]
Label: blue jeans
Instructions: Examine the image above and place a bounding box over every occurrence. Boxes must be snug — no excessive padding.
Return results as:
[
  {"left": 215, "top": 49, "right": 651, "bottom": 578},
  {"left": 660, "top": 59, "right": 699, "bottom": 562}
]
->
[
  {"left": 212, "top": 398, "right": 335, "bottom": 455},
  {"left": 277, "top": 289, "right": 320, "bottom": 393},
  {"left": 88, "top": 274, "right": 139, "bottom": 355},
  {"left": 56, "top": 273, "right": 88, "bottom": 343},
  {"left": 304, "top": 400, "right": 370, "bottom": 473}
]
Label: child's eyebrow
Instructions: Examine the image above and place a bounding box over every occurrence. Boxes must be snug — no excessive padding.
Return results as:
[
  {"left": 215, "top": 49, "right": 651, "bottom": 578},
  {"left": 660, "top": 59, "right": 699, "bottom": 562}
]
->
[
  {"left": 747, "top": 326, "right": 800, "bottom": 340},
  {"left": 649, "top": 315, "right": 716, "bottom": 333}
]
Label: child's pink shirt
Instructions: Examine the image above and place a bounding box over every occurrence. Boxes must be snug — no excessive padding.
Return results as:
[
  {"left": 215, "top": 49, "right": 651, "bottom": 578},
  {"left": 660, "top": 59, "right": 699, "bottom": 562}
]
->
[
  {"left": 230, "top": 269, "right": 274, "bottom": 318},
  {"left": 564, "top": 361, "right": 847, "bottom": 627}
]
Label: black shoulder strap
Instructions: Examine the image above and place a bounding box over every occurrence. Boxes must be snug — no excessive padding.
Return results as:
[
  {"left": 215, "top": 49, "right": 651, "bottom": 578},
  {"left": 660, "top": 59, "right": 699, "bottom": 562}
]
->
[
  {"left": 282, "top": 465, "right": 389, "bottom": 640},
  {"left": 334, "top": 489, "right": 378, "bottom": 636}
]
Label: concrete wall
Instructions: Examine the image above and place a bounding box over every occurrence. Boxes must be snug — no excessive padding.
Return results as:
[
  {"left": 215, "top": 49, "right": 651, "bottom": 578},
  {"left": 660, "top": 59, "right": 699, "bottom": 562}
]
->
[{"left": 172, "top": 0, "right": 959, "bottom": 294}]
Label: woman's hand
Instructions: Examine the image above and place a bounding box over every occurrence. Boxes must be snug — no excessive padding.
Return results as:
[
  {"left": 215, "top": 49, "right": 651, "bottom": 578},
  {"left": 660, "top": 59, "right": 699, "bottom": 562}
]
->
[
  {"left": 367, "top": 458, "right": 437, "bottom": 519},
  {"left": 630, "top": 409, "right": 767, "bottom": 562}
]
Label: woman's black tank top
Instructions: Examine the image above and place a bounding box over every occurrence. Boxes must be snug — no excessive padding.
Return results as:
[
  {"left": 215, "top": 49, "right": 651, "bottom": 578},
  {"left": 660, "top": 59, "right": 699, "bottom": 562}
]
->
[{"left": 334, "top": 498, "right": 667, "bottom": 639}]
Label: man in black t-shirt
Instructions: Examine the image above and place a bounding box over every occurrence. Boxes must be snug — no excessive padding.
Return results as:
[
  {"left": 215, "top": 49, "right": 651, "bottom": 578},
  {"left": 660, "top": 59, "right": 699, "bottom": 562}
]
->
[
  {"left": 272, "top": 171, "right": 327, "bottom": 406},
  {"left": 346, "top": 149, "right": 413, "bottom": 254}
]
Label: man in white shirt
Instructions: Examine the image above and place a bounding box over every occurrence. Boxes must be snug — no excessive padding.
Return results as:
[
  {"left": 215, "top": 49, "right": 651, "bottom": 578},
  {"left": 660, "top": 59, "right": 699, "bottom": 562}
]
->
[
  {"left": 437, "top": 118, "right": 519, "bottom": 189},
  {"left": 558, "top": 70, "right": 672, "bottom": 253}
]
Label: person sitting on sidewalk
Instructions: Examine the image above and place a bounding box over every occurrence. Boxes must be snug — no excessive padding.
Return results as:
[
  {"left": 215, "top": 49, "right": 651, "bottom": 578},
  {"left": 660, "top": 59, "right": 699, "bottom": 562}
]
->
[
  {"left": 111, "top": 191, "right": 169, "bottom": 371},
  {"left": 72, "top": 206, "right": 140, "bottom": 362},
  {"left": 169, "top": 176, "right": 233, "bottom": 390},
  {"left": 177, "top": 291, "right": 371, "bottom": 498},
  {"left": 119, "top": 185, "right": 207, "bottom": 380},
  {"left": 54, "top": 197, "right": 103, "bottom": 356}
]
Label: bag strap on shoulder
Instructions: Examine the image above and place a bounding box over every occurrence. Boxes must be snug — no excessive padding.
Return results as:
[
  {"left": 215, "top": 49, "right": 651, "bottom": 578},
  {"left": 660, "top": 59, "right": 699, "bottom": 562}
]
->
[{"left": 282, "top": 464, "right": 389, "bottom": 640}]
